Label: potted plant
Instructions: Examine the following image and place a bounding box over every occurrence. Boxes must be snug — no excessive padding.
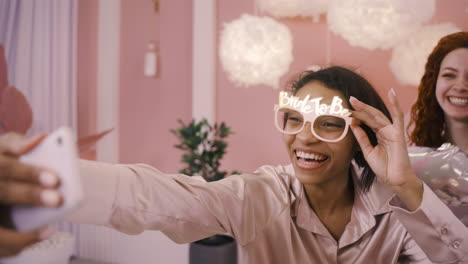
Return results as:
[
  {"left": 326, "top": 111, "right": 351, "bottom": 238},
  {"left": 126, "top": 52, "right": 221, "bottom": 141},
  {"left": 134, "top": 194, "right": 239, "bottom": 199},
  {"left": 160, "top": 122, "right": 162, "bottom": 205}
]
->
[{"left": 171, "top": 118, "right": 238, "bottom": 264}]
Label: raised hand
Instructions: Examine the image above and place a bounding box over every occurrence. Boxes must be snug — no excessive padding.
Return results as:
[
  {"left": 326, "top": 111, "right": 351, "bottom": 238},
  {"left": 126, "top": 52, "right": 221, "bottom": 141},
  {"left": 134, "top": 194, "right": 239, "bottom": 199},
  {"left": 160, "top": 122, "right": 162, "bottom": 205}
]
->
[
  {"left": 349, "top": 89, "right": 423, "bottom": 210},
  {"left": 0, "top": 133, "right": 59, "bottom": 257},
  {"left": 0, "top": 133, "right": 61, "bottom": 207}
]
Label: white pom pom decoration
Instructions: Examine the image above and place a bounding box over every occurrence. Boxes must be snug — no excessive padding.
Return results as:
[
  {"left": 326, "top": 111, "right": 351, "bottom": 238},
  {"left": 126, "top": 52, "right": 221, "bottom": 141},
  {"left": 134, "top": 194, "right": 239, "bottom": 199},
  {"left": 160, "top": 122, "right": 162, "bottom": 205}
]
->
[
  {"left": 390, "top": 23, "right": 461, "bottom": 86},
  {"left": 219, "top": 14, "right": 293, "bottom": 89},
  {"left": 256, "top": 0, "right": 330, "bottom": 19},
  {"left": 328, "top": 0, "right": 436, "bottom": 50}
]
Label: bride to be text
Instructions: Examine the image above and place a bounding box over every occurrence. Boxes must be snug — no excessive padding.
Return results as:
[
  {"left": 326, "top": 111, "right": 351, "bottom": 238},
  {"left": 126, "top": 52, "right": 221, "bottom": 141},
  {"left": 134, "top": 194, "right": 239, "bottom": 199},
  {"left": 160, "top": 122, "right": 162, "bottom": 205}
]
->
[{"left": 278, "top": 91, "right": 351, "bottom": 117}]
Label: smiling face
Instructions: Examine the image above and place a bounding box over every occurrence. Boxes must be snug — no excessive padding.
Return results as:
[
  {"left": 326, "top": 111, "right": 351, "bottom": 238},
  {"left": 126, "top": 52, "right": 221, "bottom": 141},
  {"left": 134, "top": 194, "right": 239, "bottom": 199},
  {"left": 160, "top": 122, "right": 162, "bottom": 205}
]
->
[
  {"left": 283, "top": 81, "right": 357, "bottom": 186},
  {"left": 435, "top": 48, "right": 468, "bottom": 123}
]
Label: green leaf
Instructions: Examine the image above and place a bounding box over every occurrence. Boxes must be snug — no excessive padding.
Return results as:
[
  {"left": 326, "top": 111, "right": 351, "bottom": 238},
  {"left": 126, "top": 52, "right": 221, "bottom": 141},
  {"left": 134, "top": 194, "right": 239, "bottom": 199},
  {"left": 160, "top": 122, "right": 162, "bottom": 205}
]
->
[{"left": 171, "top": 118, "right": 236, "bottom": 181}]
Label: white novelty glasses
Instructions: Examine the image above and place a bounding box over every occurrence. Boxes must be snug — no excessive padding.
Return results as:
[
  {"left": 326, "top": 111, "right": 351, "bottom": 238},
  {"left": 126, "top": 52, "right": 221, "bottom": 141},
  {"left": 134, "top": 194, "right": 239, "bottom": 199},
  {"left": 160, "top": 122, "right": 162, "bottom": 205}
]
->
[{"left": 274, "top": 92, "right": 355, "bottom": 143}]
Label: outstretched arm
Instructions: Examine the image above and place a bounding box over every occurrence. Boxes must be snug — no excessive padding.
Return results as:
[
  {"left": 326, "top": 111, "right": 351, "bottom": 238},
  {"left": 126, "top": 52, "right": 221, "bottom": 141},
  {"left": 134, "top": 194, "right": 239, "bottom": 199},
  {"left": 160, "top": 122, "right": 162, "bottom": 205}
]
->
[{"left": 67, "top": 160, "right": 288, "bottom": 246}]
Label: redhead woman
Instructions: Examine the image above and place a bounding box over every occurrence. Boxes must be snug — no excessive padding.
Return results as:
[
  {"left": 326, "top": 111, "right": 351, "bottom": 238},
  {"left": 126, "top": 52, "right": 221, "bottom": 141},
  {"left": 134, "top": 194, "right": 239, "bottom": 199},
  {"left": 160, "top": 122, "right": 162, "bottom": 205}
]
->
[{"left": 409, "top": 32, "right": 468, "bottom": 225}]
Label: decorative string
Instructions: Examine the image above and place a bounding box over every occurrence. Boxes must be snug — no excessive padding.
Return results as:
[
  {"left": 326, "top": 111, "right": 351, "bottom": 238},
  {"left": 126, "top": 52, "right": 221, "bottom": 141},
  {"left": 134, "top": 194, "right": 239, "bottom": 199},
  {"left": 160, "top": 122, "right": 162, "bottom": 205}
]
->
[
  {"left": 254, "top": 0, "right": 259, "bottom": 16},
  {"left": 325, "top": 17, "right": 331, "bottom": 67}
]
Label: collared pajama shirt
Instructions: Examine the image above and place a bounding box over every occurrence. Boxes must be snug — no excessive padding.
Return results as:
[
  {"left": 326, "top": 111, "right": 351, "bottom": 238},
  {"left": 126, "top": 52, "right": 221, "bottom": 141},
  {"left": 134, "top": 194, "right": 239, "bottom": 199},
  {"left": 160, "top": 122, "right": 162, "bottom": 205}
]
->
[{"left": 69, "top": 160, "right": 468, "bottom": 264}]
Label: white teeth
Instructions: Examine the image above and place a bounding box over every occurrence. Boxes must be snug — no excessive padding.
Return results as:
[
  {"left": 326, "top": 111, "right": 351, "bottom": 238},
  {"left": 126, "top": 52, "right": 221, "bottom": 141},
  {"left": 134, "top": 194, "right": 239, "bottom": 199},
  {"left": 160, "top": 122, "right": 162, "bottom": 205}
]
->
[
  {"left": 296, "top": 151, "right": 327, "bottom": 161},
  {"left": 449, "top": 97, "right": 468, "bottom": 105}
]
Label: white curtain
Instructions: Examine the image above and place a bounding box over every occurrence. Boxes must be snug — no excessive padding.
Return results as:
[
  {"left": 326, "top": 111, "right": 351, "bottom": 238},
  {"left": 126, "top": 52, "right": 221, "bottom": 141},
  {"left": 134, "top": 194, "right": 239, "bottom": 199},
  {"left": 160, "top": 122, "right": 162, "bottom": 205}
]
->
[
  {"left": 0, "top": 0, "right": 77, "bottom": 135},
  {"left": 0, "top": 0, "right": 79, "bottom": 255}
]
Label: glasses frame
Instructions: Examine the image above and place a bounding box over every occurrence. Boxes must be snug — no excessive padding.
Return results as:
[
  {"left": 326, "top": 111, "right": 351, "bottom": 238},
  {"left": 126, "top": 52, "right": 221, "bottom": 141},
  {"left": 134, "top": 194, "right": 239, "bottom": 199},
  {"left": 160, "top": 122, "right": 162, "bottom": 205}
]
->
[{"left": 273, "top": 105, "right": 355, "bottom": 143}]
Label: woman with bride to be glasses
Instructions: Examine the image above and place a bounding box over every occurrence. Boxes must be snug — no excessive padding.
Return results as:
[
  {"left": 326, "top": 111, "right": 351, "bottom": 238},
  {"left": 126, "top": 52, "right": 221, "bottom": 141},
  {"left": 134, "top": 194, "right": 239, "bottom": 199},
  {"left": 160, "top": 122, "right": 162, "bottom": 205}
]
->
[{"left": 1, "top": 66, "right": 467, "bottom": 263}]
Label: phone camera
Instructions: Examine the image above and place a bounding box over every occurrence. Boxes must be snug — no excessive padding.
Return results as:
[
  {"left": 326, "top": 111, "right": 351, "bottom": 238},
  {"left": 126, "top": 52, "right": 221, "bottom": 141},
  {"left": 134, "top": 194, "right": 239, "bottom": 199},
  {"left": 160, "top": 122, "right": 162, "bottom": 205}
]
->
[{"left": 57, "top": 137, "right": 62, "bottom": 145}]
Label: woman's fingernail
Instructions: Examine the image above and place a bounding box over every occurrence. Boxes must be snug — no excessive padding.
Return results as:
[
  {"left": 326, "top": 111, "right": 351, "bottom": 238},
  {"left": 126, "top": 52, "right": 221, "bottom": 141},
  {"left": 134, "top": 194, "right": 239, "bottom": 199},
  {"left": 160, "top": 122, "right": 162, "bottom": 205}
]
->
[
  {"left": 389, "top": 88, "right": 396, "bottom": 97},
  {"left": 39, "top": 171, "right": 58, "bottom": 187},
  {"left": 41, "top": 190, "right": 61, "bottom": 207},
  {"left": 350, "top": 96, "right": 358, "bottom": 102},
  {"left": 39, "top": 226, "right": 55, "bottom": 240}
]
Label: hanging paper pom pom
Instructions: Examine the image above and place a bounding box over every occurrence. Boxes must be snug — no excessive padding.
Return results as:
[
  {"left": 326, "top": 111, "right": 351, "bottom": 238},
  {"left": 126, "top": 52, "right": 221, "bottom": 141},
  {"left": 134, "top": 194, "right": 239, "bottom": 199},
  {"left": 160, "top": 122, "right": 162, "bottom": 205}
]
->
[
  {"left": 256, "top": 0, "right": 329, "bottom": 19},
  {"left": 389, "top": 23, "right": 461, "bottom": 86},
  {"left": 219, "top": 14, "right": 293, "bottom": 89},
  {"left": 327, "top": 0, "right": 435, "bottom": 50}
]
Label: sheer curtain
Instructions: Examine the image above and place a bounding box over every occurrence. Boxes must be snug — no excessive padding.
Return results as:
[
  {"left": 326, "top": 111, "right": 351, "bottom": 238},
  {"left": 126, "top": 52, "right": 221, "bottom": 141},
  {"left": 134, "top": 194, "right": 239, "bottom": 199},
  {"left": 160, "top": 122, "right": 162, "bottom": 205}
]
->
[
  {"left": 0, "top": 0, "right": 77, "bottom": 135},
  {"left": 0, "top": 0, "right": 79, "bottom": 254}
]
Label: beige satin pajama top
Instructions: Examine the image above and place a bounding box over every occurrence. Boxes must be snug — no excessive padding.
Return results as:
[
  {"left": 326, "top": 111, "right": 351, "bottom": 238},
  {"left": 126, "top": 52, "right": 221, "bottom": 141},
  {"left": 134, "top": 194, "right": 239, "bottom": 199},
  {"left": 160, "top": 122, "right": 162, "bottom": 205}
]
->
[{"left": 68, "top": 160, "right": 468, "bottom": 264}]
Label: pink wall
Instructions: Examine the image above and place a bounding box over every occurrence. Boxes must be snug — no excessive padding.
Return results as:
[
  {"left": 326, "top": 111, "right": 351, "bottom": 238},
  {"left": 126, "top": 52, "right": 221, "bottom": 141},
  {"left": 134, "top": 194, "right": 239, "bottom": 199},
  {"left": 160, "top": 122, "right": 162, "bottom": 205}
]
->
[
  {"left": 216, "top": 0, "right": 468, "bottom": 173},
  {"left": 77, "top": 0, "right": 192, "bottom": 171},
  {"left": 118, "top": 0, "right": 192, "bottom": 172},
  {"left": 78, "top": 0, "right": 467, "bottom": 174}
]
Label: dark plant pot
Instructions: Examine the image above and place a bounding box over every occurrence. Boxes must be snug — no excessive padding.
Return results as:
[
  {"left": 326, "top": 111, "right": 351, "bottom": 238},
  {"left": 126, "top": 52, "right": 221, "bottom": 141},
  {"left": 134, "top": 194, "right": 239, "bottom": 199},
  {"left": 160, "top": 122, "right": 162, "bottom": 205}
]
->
[{"left": 189, "top": 234, "right": 237, "bottom": 264}]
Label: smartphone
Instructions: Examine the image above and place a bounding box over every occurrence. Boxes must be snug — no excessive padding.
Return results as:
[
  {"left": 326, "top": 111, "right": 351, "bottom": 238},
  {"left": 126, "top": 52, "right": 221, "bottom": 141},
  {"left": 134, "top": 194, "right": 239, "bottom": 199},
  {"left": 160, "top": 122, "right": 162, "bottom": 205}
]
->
[{"left": 11, "top": 127, "right": 83, "bottom": 232}]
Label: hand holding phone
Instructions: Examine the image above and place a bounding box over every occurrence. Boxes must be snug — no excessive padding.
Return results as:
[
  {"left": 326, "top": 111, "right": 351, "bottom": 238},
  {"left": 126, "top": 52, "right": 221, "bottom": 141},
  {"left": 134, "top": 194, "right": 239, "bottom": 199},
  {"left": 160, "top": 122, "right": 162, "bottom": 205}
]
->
[{"left": 11, "top": 127, "right": 83, "bottom": 232}]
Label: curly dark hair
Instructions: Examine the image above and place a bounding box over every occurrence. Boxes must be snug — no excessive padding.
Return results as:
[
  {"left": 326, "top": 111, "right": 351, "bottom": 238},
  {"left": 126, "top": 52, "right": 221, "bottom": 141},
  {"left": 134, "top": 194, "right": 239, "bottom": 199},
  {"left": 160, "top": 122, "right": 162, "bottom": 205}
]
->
[
  {"left": 289, "top": 66, "right": 391, "bottom": 192},
  {"left": 409, "top": 31, "right": 468, "bottom": 147}
]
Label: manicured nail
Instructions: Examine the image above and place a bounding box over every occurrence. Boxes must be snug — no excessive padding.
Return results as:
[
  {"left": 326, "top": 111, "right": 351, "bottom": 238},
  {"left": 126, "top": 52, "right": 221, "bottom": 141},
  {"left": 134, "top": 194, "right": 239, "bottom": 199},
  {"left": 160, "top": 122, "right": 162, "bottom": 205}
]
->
[
  {"left": 350, "top": 96, "right": 358, "bottom": 102},
  {"left": 39, "top": 226, "right": 55, "bottom": 240},
  {"left": 389, "top": 88, "right": 396, "bottom": 97},
  {"left": 41, "top": 190, "right": 61, "bottom": 207},
  {"left": 39, "top": 171, "right": 58, "bottom": 187}
]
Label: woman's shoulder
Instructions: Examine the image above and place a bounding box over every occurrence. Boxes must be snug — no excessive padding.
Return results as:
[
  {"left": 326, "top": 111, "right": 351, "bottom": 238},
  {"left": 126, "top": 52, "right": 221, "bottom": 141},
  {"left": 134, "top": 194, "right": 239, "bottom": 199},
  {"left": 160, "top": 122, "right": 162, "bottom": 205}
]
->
[
  {"left": 407, "top": 145, "right": 434, "bottom": 154},
  {"left": 408, "top": 142, "right": 461, "bottom": 155},
  {"left": 232, "top": 164, "right": 294, "bottom": 187},
  {"left": 408, "top": 143, "right": 466, "bottom": 168},
  {"left": 252, "top": 164, "right": 299, "bottom": 188},
  {"left": 408, "top": 143, "right": 467, "bottom": 167},
  {"left": 230, "top": 164, "right": 301, "bottom": 202},
  {"left": 253, "top": 164, "right": 295, "bottom": 178}
]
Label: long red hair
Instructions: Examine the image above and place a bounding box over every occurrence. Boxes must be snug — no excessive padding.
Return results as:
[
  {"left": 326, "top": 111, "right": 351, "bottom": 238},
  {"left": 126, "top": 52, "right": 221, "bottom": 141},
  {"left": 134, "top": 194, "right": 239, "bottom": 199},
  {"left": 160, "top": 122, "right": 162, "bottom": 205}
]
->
[{"left": 409, "top": 31, "right": 468, "bottom": 147}]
